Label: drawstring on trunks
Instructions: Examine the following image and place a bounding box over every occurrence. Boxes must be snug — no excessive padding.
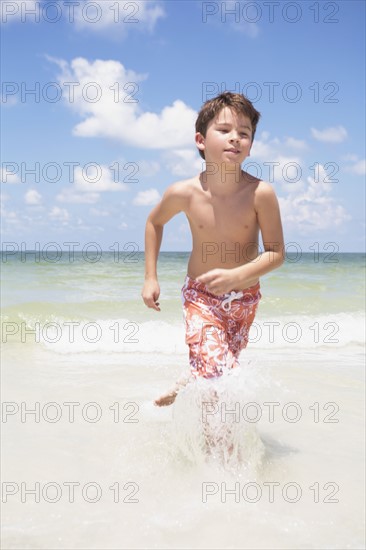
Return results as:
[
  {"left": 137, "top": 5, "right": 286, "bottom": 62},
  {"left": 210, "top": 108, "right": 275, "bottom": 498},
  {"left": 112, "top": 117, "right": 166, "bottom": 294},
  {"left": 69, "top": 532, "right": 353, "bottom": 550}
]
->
[{"left": 221, "top": 290, "right": 244, "bottom": 311}]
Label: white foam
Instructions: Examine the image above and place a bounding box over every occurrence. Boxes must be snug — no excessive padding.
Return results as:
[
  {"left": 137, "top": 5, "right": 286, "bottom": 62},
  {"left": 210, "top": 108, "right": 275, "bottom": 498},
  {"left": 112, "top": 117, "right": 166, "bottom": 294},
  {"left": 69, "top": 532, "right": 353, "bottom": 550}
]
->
[{"left": 29, "top": 312, "right": 365, "bottom": 354}]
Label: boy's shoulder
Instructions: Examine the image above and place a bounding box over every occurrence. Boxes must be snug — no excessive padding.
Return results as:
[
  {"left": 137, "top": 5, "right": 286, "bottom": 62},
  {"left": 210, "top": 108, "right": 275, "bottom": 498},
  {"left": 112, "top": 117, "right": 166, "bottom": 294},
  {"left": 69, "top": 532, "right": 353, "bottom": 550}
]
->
[
  {"left": 164, "top": 175, "right": 198, "bottom": 198},
  {"left": 157, "top": 176, "right": 199, "bottom": 215},
  {"left": 252, "top": 178, "right": 281, "bottom": 214},
  {"left": 254, "top": 178, "right": 278, "bottom": 194},
  {"left": 241, "top": 170, "right": 275, "bottom": 192},
  {"left": 240, "top": 171, "right": 279, "bottom": 204}
]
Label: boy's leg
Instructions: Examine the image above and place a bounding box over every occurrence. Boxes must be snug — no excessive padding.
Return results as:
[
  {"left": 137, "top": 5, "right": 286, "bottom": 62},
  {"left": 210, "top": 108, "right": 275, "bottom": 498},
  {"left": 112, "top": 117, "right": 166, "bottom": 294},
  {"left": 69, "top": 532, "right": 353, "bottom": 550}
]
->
[
  {"left": 154, "top": 276, "right": 256, "bottom": 407},
  {"left": 154, "top": 321, "right": 227, "bottom": 406},
  {"left": 188, "top": 322, "right": 228, "bottom": 378},
  {"left": 226, "top": 294, "right": 261, "bottom": 360},
  {"left": 182, "top": 276, "right": 232, "bottom": 379},
  {"left": 187, "top": 286, "right": 261, "bottom": 376}
]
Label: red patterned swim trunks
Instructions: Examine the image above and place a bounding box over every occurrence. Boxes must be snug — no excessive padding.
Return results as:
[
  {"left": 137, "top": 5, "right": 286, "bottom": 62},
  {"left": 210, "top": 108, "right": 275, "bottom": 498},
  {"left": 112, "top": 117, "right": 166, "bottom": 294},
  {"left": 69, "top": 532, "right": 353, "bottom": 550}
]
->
[{"left": 181, "top": 275, "right": 261, "bottom": 379}]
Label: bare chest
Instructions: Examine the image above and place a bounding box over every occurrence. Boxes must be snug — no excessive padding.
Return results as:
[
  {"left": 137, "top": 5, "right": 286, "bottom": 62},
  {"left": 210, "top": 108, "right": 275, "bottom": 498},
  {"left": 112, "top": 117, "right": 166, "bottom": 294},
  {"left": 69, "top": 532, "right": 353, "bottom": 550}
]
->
[{"left": 186, "top": 191, "right": 258, "bottom": 244}]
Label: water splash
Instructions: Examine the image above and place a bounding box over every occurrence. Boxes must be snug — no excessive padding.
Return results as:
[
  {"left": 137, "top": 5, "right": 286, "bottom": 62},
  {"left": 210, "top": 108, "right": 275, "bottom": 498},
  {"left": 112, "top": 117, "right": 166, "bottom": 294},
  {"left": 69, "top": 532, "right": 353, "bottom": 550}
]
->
[{"left": 171, "top": 362, "right": 269, "bottom": 474}]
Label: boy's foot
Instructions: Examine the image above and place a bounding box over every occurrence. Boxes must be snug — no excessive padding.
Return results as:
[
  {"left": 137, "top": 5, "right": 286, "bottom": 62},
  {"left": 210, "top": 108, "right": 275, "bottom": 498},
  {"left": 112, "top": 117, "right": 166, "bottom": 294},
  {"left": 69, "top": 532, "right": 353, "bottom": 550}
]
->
[{"left": 154, "top": 385, "right": 179, "bottom": 407}]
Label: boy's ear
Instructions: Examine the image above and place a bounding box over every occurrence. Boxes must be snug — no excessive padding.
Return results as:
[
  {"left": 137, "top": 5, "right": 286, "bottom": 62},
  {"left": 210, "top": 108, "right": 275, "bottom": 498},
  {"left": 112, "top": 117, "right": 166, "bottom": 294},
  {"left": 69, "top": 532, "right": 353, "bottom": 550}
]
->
[{"left": 195, "top": 132, "right": 205, "bottom": 152}]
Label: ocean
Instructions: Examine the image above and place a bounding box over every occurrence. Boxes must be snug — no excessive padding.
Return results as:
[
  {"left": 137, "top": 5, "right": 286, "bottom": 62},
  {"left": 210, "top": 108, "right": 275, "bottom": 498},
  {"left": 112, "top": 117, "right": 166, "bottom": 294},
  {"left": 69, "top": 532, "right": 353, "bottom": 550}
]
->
[{"left": 1, "top": 251, "right": 365, "bottom": 549}]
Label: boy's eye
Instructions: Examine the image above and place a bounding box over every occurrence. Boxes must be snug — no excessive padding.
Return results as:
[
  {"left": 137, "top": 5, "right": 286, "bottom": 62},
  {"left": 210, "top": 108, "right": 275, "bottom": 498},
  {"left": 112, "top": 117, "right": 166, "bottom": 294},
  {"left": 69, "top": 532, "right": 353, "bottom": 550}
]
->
[{"left": 217, "top": 129, "right": 250, "bottom": 137}]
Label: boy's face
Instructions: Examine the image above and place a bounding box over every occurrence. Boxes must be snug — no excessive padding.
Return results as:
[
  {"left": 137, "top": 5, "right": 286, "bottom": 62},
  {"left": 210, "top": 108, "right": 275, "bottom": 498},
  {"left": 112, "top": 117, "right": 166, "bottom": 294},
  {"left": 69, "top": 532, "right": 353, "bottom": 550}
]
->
[{"left": 196, "top": 107, "right": 253, "bottom": 165}]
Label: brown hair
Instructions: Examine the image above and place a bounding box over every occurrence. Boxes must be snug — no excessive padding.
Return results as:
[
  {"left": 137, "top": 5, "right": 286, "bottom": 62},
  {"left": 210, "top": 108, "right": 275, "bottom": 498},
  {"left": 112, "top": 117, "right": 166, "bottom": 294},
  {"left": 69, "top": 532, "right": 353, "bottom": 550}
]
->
[{"left": 195, "top": 92, "right": 261, "bottom": 159}]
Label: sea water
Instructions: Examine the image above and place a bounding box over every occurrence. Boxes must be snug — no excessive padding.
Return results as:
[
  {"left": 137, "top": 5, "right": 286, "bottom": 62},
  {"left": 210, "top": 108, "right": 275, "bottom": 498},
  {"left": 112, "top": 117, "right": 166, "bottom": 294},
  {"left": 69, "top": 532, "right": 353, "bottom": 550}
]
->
[{"left": 1, "top": 252, "right": 365, "bottom": 549}]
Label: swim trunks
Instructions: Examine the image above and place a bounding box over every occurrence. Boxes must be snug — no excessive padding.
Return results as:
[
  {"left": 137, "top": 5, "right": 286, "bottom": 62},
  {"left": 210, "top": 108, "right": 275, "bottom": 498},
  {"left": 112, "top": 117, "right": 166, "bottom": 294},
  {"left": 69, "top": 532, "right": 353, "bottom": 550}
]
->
[{"left": 181, "top": 275, "right": 261, "bottom": 379}]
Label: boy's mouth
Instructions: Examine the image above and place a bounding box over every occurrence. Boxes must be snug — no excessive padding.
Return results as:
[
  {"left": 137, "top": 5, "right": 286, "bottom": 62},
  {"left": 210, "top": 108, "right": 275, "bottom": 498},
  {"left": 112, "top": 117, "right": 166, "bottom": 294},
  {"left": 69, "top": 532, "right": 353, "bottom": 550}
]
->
[{"left": 225, "top": 149, "right": 240, "bottom": 154}]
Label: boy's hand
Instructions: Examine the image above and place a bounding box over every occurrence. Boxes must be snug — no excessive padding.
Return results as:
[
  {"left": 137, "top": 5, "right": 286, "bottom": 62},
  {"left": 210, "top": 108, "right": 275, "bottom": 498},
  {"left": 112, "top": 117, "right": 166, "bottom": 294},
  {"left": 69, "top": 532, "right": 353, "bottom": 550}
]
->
[
  {"left": 196, "top": 269, "right": 236, "bottom": 295},
  {"left": 141, "top": 279, "right": 161, "bottom": 311}
]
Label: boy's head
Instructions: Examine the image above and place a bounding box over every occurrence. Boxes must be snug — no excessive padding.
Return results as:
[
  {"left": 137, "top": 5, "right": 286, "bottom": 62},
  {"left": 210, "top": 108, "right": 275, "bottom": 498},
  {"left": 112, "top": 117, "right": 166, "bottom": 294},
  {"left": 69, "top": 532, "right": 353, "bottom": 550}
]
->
[{"left": 195, "top": 92, "right": 261, "bottom": 160}]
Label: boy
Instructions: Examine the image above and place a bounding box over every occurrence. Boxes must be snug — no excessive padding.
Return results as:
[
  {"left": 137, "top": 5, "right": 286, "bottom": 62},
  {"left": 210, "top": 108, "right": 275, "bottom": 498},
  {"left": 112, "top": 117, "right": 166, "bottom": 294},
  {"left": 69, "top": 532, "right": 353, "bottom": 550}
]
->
[{"left": 141, "top": 92, "right": 284, "bottom": 406}]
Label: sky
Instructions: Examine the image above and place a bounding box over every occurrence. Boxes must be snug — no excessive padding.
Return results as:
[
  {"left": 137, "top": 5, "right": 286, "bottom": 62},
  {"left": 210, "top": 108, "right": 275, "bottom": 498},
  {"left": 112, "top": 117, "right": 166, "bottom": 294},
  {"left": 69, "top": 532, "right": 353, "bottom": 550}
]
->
[{"left": 1, "top": 0, "right": 365, "bottom": 253}]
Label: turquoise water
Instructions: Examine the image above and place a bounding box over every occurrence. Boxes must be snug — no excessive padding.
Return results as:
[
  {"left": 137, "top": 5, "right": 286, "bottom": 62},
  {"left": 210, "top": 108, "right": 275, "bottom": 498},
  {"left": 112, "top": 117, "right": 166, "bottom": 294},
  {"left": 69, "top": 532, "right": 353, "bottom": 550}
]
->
[
  {"left": 1, "top": 252, "right": 364, "bottom": 353},
  {"left": 1, "top": 252, "right": 365, "bottom": 320}
]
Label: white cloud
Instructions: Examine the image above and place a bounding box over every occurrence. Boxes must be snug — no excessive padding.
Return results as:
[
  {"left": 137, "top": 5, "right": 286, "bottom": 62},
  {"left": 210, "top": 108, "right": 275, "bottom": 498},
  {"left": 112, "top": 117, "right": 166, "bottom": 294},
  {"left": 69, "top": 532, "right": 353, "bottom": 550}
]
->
[
  {"left": 56, "top": 189, "right": 100, "bottom": 204},
  {"left": 49, "top": 56, "right": 197, "bottom": 149},
  {"left": 250, "top": 133, "right": 308, "bottom": 161},
  {"left": 278, "top": 165, "right": 350, "bottom": 232},
  {"left": 259, "top": 131, "right": 270, "bottom": 141},
  {"left": 48, "top": 207, "right": 70, "bottom": 222},
  {"left": 1, "top": 167, "right": 20, "bottom": 184},
  {"left": 5, "top": 212, "right": 19, "bottom": 223},
  {"left": 284, "top": 137, "right": 307, "bottom": 150},
  {"left": 89, "top": 207, "right": 110, "bottom": 217},
  {"left": 250, "top": 135, "right": 281, "bottom": 160},
  {"left": 232, "top": 22, "right": 259, "bottom": 38},
  {"left": 248, "top": 133, "right": 304, "bottom": 191},
  {"left": 137, "top": 160, "right": 161, "bottom": 177},
  {"left": 133, "top": 188, "right": 161, "bottom": 206},
  {"left": 163, "top": 148, "right": 204, "bottom": 177},
  {"left": 311, "top": 125, "right": 347, "bottom": 143},
  {"left": 272, "top": 156, "right": 303, "bottom": 193},
  {"left": 344, "top": 158, "right": 366, "bottom": 176},
  {"left": 249, "top": 133, "right": 349, "bottom": 232},
  {"left": 74, "top": 165, "right": 128, "bottom": 192},
  {"left": 178, "top": 221, "right": 190, "bottom": 236},
  {"left": 1, "top": 202, "right": 48, "bottom": 232},
  {"left": 0, "top": 207, "right": 20, "bottom": 223},
  {"left": 73, "top": 0, "right": 165, "bottom": 35},
  {"left": 0, "top": 94, "right": 18, "bottom": 107},
  {"left": 24, "top": 189, "right": 42, "bottom": 205},
  {"left": 56, "top": 164, "right": 128, "bottom": 204},
  {"left": 341, "top": 154, "right": 358, "bottom": 162}
]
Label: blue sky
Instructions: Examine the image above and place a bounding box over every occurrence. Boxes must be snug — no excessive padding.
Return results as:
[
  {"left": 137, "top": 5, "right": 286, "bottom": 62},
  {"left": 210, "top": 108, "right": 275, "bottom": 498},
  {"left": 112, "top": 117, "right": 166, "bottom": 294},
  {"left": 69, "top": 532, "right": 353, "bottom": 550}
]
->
[{"left": 1, "top": 0, "right": 365, "bottom": 253}]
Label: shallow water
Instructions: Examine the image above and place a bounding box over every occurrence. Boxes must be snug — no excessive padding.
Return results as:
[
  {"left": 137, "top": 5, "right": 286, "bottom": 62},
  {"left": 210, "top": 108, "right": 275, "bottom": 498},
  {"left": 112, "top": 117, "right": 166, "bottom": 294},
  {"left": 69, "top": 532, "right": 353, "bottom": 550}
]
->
[{"left": 1, "top": 252, "right": 365, "bottom": 549}]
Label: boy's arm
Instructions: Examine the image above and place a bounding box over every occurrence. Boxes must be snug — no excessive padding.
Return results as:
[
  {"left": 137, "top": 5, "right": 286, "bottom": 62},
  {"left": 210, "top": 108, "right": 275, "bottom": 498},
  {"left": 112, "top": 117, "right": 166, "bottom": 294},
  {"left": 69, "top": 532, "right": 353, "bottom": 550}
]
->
[
  {"left": 142, "top": 182, "right": 189, "bottom": 311},
  {"left": 233, "top": 181, "right": 285, "bottom": 288}
]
